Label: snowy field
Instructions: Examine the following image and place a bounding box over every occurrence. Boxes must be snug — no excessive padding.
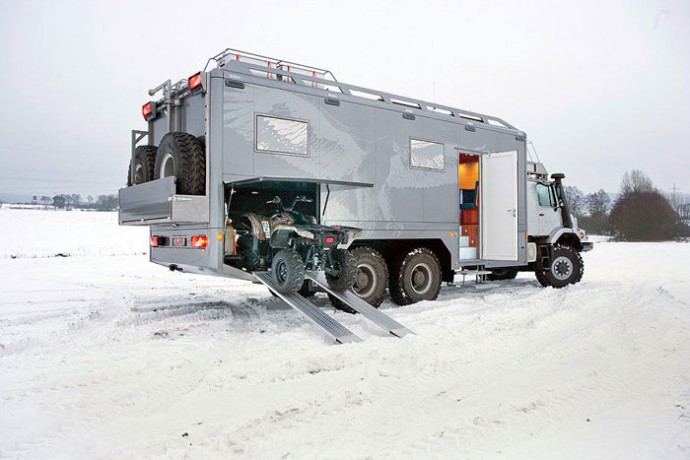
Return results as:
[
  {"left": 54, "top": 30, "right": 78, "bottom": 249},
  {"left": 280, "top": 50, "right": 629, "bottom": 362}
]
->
[{"left": 1, "top": 209, "right": 689, "bottom": 459}]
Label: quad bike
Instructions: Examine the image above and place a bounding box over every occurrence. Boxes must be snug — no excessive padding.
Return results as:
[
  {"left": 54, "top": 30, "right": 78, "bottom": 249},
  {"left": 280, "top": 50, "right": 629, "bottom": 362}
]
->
[{"left": 235, "top": 195, "right": 361, "bottom": 294}]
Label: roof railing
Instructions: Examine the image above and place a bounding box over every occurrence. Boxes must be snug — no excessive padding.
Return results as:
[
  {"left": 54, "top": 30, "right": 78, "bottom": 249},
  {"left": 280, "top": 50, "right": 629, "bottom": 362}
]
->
[{"left": 203, "top": 48, "right": 518, "bottom": 132}]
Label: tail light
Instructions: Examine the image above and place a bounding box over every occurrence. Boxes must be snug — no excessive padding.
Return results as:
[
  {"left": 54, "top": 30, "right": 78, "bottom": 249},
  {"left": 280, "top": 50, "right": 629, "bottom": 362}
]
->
[
  {"left": 325, "top": 236, "right": 335, "bottom": 244},
  {"left": 188, "top": 72, "right": 203, "bottom": 92},
  {"left": 142, "top": 102, "right": 156, "bottom": 121},
  {"left": 191, "top": 235, "right": 208, "bottom": 249},
  {"left": 150, "top": 236, "right": 159, "bottom": 247}
]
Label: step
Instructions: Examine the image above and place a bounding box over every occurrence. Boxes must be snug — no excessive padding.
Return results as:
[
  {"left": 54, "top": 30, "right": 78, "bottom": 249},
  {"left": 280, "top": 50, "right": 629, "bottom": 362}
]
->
[{"left": 459, "top": 270, "right": 492, "bottom": 276}]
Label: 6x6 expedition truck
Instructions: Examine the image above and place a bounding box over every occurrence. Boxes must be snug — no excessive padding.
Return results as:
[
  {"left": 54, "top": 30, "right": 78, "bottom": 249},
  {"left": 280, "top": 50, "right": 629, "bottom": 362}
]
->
[{"left": 119, "top": 48, "right": 592, "bottom": 340}]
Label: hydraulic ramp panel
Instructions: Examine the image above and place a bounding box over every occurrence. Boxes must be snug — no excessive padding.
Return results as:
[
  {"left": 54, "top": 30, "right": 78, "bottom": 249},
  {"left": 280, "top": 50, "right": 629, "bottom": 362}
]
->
[
  {"left": 306, "top": 272, "right": 414, "bottom": 338},
  {"left": 253, "top": 272, "right": 362, "bottom": 344}
]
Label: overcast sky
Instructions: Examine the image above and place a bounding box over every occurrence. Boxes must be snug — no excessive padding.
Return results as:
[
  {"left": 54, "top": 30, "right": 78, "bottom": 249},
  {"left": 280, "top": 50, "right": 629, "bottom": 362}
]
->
[{"left": 1, "top": 0, "right": 688, "bottom": 197}]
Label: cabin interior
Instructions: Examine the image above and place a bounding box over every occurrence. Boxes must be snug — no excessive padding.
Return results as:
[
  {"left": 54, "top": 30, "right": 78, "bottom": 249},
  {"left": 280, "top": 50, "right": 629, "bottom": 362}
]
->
[{"left": 459, "top": 153, "right": 480, "bottom": 260}]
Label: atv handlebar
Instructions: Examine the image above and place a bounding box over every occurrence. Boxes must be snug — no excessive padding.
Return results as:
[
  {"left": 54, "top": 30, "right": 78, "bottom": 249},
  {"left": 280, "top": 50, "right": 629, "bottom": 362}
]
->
[{"left": 267, "top": 195, "right": 312, "bottom": 212}]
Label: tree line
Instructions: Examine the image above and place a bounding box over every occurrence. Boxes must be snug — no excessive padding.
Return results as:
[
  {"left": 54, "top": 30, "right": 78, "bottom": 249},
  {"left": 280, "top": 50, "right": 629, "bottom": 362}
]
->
[
  {"left": 565, "top": 170, "right": 688, "bottom": 241},
  {"left": 50, "top": 194, "right": 118, "bottom": 211}
]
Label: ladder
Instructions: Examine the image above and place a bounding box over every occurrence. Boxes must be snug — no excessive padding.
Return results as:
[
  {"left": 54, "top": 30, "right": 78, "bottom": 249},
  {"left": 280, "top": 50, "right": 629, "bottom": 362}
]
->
[{"left": 253, "top": 272, "right": 413, "bottom": 344}]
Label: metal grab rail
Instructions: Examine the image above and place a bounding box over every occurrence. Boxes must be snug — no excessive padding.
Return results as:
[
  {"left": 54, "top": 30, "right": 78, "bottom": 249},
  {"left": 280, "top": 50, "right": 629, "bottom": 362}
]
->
[{"left": 204, "top": 47, "right": 338, "bottom": 82}]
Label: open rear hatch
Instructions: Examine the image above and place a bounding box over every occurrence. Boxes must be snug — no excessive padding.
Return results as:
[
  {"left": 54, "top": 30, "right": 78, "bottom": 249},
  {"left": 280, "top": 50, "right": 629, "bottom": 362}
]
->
[{"left": 118, "top": 176, "right": 209, "bottom": 225}]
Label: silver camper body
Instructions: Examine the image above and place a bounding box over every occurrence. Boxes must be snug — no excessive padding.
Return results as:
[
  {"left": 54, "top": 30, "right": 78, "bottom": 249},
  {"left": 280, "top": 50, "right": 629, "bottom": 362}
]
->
[{"left": 119, "top": 49, "right": 589, "bottom": 287}]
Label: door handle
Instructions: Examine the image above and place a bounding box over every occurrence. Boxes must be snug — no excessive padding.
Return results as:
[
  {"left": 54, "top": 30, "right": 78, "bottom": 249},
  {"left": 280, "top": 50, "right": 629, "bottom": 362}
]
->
[{"left": 539, "top": 213, "right": 545, "bottom": 217}]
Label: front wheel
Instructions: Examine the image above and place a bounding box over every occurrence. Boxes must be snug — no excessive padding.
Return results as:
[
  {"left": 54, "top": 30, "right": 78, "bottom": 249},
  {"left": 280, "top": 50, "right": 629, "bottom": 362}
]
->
[
  {"left": 270, "top": 249, "right": 305, "bottom": 294},
  {"left": 389, "top": 248, "right": 442, "bottom": 306},
  {"left": 535, "top": 244, "right": 583, "bottom": 288}
]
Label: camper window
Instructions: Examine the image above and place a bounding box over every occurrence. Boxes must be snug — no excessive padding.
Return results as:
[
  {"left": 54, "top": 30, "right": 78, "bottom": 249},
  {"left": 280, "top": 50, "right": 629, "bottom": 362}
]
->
[
  {"left": 256, "top": 115, "right": 309, "bottom": 156},
  {"left": 410, "top": 139, "right": 444, "bottom": 170}
]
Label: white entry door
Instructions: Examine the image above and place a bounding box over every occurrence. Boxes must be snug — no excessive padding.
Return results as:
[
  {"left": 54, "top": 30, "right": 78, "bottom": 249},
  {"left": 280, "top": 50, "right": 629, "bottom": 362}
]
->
[{"left": 481, "top": 151, "right": 518, "bottom": 261}]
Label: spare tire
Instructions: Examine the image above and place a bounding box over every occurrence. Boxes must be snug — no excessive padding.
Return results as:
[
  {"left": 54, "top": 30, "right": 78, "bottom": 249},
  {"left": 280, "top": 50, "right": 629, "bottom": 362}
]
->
[
  {"left": 127, "top": 145, "right": 158, "bottom": 186},
  {"left": 154, "top": 132, "right": 205, "bottom": 195}
]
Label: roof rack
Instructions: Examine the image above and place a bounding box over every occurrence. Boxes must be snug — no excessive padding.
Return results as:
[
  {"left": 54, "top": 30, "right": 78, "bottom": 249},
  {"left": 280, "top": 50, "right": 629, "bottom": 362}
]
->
[
  {"left": 204, "top": 48, "right": 519, "bottom": 132},
  {"left": 205, "top": 48, "right": 337, "bottom": 83}
]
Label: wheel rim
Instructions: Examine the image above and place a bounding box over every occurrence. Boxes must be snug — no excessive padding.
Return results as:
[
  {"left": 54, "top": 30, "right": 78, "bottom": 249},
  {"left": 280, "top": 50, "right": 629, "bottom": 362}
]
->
[
  {"left": 275, "top": 260, "right": 288, "bottom": 285},
  {"left": 160, "top": 153, "right": 175, "bottom": 178},
  {"left": 410, "top": 262, "right": 433, "bottom": 295},
  {"left": 353, "top": 262, "right": 377, "bottom": 298},
  {"left": 551, "top": 256, "right": 573, "bottom": 281}
]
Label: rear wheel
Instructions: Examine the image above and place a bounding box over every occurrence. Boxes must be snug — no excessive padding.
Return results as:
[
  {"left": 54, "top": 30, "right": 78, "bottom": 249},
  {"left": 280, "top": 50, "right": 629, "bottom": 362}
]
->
[
  {"left": 329, "top": 247, "right": 389, "bottom": 313},
  {"left": 389, "top": 248, "right": 442, "bottom": 306},
  {"left": 535, "top": 244, "right": 583, "bottom": 288},
  {"left": 154, "top": 132, "right": 205, "bottom": 195},
  {"left": 270, "top": 249, "right": 305, "bottom": 294},
  {"left": 325, "top": 249, "right": 357, "bottom": 292},
  {"left": 127, "top": 145, "right": 157, "bottom": 186}
]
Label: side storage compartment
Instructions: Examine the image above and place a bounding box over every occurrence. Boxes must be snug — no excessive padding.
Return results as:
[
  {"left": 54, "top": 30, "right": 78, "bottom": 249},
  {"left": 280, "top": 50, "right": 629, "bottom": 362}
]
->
[{"left": 118, "top": 176, "right": 209, "bottom": 226}]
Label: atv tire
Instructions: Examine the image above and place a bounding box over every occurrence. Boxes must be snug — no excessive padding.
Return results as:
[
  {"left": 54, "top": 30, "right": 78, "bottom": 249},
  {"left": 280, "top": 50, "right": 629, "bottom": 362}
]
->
[
  {"left": 325, "top": 249, "right": 357, "bottom": 292},
  {"left": 270, "top": 249, "right": 305, "bottom": 294},
  {"left": 329, "top": 247, "right": 389, "bottom": 313},
  {"left": 154, "top": 132, "right": 205, "bottom": 195},
  {"left": 127, "top": 145, "right": 158, "bottom": 186}
]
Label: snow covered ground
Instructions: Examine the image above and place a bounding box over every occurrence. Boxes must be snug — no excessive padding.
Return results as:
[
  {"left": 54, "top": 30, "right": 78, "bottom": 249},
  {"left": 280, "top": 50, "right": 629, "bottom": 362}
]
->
[{"left": 1, "top": 209, "right": 689, "bottom": 459}]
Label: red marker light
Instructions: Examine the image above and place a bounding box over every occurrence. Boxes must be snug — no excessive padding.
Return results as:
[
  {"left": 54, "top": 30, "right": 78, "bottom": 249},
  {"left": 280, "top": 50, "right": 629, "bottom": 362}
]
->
[
  {"left": 188, "top": 72, "right": 202, "bottom": 91},
  {"left": 142, "top": 102, "right": 152, "bottom": 120},
  {"left": 333, "top": 226, "right": 341, "bottom": 230},
  {"left": 191, "top": 235, "right": 208, "bottom": 249},
  {"left": 325, "top": 236, "right": 335, "bottom": 244},
  {"left": 150, "top": 236, "right": 159, "bottom": 247}
]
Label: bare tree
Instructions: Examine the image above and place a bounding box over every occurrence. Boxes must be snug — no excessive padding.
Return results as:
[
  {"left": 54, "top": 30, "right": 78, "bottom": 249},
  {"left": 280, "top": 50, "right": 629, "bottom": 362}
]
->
[
  {"left": 564, "top": 186, "right": 585, "bottom": 217},
  {"left": 620, "top": 170, "right": 655, "bottom": 196},
  {"left": 587, "top": 189, "right": 611, "bottom": 216}
]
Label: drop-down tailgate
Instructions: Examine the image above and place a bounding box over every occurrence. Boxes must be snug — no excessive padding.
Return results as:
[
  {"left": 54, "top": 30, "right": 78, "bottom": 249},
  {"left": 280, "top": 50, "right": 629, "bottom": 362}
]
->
[{"left": 118, "top": 176, "right": 209, "bottom": 226}]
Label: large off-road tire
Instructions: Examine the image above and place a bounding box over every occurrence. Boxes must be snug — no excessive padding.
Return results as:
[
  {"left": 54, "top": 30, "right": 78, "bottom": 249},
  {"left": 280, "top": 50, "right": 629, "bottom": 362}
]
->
[
  {"left": 325, "top": 249, "right": 357, "bottom": 292},
  {"left": 154, "top": 132, "right": 205, "bottom": 195},
  {"left": 389, "top": 248, "right": 442, "bottom": 306},
  {"left": 328, "top": 247, "right": 389, "bottom": 314},
  {"left": 270, "top": 249, "right": 305, "bottom": 294},
  {"left": 535, "top": 244, "right": 584, "bottom": 288},
  {"left": 487, "top": 268, "right": 518, "bottom": 281},
  {"left": 127, "top": 145, "right": 158, "bottom": 186}
]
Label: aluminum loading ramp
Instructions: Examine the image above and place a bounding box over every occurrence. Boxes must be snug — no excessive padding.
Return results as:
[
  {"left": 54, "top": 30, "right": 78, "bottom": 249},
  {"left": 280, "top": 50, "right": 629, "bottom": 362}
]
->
[
  {"left": 253, "top": 272, "right": 361, "bottom": 344},
  {"left": 306, "top": 272, "right": 415, "bottom": 338},
  {"left": 253, "top": 272, "right": 414, "bottom": 343}
]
